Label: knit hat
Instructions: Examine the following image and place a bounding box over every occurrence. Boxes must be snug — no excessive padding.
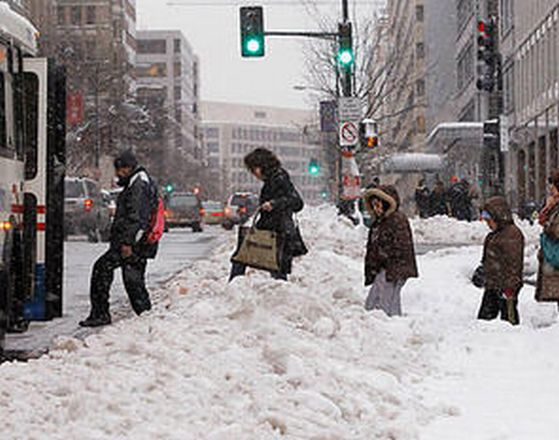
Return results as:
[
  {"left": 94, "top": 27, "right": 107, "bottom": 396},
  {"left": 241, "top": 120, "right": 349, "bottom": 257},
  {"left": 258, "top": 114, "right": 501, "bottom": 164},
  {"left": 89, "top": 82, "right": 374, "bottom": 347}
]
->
[{"left": 114, "top": 150, "right": 138, "bottom": 169}]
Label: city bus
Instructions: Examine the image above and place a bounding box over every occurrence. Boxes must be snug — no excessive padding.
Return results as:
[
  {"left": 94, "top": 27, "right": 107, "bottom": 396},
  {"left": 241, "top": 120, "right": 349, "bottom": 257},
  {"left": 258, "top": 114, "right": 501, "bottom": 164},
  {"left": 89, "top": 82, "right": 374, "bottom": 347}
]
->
[{"left": 0, "top": 3, "right": 65, "bottom": 350}]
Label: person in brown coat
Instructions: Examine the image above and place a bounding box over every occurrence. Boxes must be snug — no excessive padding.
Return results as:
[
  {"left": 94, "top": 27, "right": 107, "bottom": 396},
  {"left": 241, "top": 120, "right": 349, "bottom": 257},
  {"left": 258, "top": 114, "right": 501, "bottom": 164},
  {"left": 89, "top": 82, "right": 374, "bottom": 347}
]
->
[
  {"left": 478, "top": 196, "right": 524, "bottom": 325},
  {"left": 363, "top": 185, "right": 418, "bottom": 316},
  {"left": 535, "top": 170, "right": 559, "bottom": 306}
]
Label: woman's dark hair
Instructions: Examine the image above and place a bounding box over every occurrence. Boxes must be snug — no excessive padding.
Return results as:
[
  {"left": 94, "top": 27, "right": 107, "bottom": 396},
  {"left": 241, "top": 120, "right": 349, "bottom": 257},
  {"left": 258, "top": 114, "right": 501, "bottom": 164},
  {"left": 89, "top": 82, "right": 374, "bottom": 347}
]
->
[
  {"left": 549, "top": 170, "right": 559, "bottom": 191},
  {"left": 244, "top": 148, "right": 281, "bottom": 177}
]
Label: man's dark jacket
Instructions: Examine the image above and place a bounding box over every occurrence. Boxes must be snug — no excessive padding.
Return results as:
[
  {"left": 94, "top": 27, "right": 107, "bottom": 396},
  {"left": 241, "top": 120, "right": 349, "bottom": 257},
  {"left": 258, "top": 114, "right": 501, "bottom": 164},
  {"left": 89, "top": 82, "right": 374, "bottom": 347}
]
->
[{"left": 111, "top": 167, "right": 158, "bottom": 259}]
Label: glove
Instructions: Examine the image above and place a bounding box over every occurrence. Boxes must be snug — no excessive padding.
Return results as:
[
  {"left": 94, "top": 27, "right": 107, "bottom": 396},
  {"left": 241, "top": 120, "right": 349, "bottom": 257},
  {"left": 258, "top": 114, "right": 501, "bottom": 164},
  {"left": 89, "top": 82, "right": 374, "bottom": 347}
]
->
[
  {"left": 472, "top": 265, "right": 485, "bottom": 288},
  {"left": 501, "top": 288, "right": 515, "bottom": 299}
]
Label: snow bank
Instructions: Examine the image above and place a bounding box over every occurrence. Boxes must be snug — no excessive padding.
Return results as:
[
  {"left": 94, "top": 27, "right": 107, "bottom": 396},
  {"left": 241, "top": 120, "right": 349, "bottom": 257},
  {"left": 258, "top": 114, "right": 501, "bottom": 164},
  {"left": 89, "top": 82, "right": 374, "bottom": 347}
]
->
[
  {"left": 0, "top": 206, "right": 450, "bottom": 440},
  {"left": 410, "top": 215, "right": 540, "bottom": 246}
]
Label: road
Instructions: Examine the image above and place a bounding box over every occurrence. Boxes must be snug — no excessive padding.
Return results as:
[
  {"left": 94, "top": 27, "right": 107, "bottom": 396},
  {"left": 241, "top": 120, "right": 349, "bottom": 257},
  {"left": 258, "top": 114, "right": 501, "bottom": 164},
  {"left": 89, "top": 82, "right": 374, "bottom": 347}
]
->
[{"left": 5, "top": 227, "right": 224, "bottom": 354}]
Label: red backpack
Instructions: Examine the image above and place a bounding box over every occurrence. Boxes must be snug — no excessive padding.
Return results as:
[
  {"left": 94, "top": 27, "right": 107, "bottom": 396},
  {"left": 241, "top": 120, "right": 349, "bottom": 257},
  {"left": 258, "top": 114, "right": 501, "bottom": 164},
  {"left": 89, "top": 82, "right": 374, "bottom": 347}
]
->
[{"left": 145, "top": 196, "right": 165, "bottom": 245}]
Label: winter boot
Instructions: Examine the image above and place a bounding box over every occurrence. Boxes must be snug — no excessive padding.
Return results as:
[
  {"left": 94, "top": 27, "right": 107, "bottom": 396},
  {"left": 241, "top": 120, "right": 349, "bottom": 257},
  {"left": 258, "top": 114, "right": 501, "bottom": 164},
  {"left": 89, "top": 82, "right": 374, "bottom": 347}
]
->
[{"left": 79, "top": 313, "right": 111, "bottom": 328}]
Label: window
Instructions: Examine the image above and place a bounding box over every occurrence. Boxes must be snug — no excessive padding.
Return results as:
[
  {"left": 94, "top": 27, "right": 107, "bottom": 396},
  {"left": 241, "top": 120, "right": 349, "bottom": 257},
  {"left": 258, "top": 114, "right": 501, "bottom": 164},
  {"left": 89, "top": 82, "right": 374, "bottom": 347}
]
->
[
  {"left": 57, "top": 6, "right": 65, "bottom": 25},
  {"left": 206, "top": 142, "right": 219, "bottom": 154},
  {"left": 415, "top": 5, "right": 424, "bottom": 22},
  {"left": 416, "top": 42, "right": 425, "bottom": 59},
  {"left": 86, "top": 5, "right": 95, "bottom": 24},
  {"left": 457, "top": 42, "right": 474, "bottom": 90},
  {"left": 205, "top": 127, "right": 219, "bottom": 138},
  {"left": 174, "top": 39, "right": 181, "bottom": 54},
  {"left": 137, "top": 39, "right": 166, "bottom": 54},
  {"left": 174, "top": 86, "right": 181, "bottom": 101},
  {"left": 500, "top": 0, "right": 514, "bottom": 34},
  {"left": 71, "top": 6, "right": 81, "bottom": 26},
  {"left": 135, "top": 63, "right": 167, "bottom": 77},
  {"left": 174, "top": 62, "right": 181, "bottom": 77}
]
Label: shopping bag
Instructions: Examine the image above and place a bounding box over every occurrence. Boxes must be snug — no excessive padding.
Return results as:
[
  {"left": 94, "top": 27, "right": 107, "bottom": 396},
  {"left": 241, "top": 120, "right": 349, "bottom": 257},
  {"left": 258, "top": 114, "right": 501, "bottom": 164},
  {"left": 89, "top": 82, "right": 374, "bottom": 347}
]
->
[{"left": 231, "top": 216, "right": 284, "bottom": 272}]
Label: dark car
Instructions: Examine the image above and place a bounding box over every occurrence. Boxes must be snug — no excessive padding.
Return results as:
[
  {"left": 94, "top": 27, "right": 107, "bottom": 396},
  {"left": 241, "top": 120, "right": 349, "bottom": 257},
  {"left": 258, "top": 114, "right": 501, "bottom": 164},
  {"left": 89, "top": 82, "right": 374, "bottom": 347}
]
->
[
  {"left": 222, "top": 192, "right": 259, "bottom": 230},
  {"left": 165, "top": 192, "right": 204, "bottom": 232},
  {"left": 65, "top": 177, "right": 112, "bottom": 242}
]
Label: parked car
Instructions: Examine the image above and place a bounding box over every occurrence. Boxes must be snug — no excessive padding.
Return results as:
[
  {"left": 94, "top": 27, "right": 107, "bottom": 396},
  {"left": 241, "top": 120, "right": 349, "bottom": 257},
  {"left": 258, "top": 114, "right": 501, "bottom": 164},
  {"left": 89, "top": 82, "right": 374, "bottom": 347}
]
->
[
  {"left": 222, "top": 192, "right": 259, "bottom": 230},
  {"left": 165, "top": 192, "right": 204, "bottom": 232},
  {"left": 202, "top": 201, "right": 225, "bottom": 225},
  {"left": 64, "top": 177, "right": 112, "bottom": 242}
]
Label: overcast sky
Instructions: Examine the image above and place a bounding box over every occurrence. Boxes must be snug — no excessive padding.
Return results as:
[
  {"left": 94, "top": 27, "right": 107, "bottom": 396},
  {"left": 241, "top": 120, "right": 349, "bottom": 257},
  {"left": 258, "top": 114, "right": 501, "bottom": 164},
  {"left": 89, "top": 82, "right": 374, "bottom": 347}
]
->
[{"left": 136, "top": 1, "right": 384, "bottom": 110}]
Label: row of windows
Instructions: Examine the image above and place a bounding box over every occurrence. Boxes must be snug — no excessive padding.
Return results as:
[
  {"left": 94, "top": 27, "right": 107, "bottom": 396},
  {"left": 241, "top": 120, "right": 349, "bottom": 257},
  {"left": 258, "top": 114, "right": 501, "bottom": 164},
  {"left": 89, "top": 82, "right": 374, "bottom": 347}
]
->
[
  {"left": 232, "top": 127, "right": 304, "bottom": 143},
  {"left": 137, "top": 39, "right": 182, "bottom": 55},
  {"left": 514, "top": 8, "right": 559, "bottom": 121},
  {"left": 58, "top": 5, "right": 96, "bottom": 26},
  {"left": 135, "top": 62, "right": 184, "bottom": 78},
  {"left": 457, "top": 42, "right": 474, "bottom": 91}
]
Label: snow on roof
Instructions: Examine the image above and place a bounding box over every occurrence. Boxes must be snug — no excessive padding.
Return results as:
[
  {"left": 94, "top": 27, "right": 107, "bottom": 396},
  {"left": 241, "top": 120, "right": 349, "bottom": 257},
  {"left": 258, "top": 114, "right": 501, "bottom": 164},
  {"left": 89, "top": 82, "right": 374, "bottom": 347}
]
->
[
  {"left": 382, "top": 153, "right": 444, "bottom": 173},
  {"left": 0, "top": 2, "right": 38, "bottom": 55},
  {"left": 427, "top": 121, "right": 484, "bottom": 145}
]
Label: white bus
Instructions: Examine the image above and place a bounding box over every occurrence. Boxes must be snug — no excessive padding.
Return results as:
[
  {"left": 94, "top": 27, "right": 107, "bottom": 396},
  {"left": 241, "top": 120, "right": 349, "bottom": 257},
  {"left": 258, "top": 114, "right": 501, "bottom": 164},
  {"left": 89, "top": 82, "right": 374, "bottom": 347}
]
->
[{"left": 0, "top": 3, "right": 65, "bottom": 350}]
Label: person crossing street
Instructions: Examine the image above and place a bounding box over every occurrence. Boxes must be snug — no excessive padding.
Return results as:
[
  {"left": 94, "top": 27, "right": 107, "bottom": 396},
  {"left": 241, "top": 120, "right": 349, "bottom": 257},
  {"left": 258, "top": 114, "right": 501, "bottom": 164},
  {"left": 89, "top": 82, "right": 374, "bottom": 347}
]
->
[{"left": 79, "top": 150, "right": 159, "bottom": 327}]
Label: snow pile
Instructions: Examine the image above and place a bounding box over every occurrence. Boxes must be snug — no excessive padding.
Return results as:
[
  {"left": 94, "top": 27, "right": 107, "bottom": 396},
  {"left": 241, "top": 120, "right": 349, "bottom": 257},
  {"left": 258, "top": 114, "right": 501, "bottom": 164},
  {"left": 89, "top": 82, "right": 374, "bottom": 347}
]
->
[
  {"left": 411, "top": 215, "right": 540, "bottom": 246},
  {"left": 0, "top": 206, "right": 450, "bottom": 440}
]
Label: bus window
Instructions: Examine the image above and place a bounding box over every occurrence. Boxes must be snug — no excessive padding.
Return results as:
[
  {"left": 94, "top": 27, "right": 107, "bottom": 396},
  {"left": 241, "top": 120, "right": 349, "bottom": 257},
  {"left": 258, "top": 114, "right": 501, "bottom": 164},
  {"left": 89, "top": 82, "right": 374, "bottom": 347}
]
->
[
  {"left": 0, "top": 72, "right": 6, "bottom": 154},
  {"left": 14, "top": 72, "right": 39, "bottom": 179}
]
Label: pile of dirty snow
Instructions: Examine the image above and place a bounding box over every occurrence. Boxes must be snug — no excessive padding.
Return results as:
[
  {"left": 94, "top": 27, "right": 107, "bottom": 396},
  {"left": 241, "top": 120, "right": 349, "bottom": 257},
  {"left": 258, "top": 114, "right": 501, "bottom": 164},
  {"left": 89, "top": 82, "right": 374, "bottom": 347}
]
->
[{"left": 0, "top": 206, "right": 451, "bottom": 440}]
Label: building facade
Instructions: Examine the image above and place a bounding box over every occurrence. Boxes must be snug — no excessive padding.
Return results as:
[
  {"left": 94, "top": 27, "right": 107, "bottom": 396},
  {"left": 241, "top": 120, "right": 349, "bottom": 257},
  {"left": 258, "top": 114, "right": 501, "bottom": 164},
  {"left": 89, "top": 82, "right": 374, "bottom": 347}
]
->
[
  {"left": 501, "top": 0, "right": 559, "bottom": 209},
  {"left": 384, "top": 0, "right": 428, "bottom": 153},
  {"left": 201, "top": 102, "right": 329, "bottom": 203},
  {"left": 56, "top": 0, "right": 137, "bottom": 182},
  {"left": 136, "top": 30, "right": 201, "bottom": 164}
]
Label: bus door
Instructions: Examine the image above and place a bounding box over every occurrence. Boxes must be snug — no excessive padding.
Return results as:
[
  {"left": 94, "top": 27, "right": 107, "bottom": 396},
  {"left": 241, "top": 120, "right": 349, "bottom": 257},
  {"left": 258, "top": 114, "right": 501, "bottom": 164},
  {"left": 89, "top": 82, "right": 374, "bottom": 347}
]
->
[{"left": 18, "top": 58, "right": 65, "bottom": 321}]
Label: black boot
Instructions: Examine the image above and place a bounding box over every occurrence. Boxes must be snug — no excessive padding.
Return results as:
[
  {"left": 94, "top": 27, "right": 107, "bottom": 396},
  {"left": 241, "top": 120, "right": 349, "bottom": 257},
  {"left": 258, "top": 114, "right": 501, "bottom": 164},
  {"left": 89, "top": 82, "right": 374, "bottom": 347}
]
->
[{"left": 79, "top": 313, "right": 111, "bottom": 327}]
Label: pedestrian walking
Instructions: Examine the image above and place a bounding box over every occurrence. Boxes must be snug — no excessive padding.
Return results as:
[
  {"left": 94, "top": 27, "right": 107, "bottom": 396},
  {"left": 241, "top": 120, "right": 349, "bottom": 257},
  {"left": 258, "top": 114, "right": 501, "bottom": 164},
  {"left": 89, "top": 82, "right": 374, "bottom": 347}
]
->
[
  {"left": 447, "top": 178, "right": 473, "bottom": 221},
  {"left": 80, "top": 150, "right": 159, "bottom": 327},
  {"left": 477, "top": 196, "right": 524, "bottom": 325},
  {"left": 430, "top": 180, "right": 448, "bottom": 216},
  {"left": 535, "top": 171, "right": 559, "bottom": 307},
  {"left": 414, "top": 179, "right": 431, "bottom": 218},
  {"left": 363, "top": 185, "right": 418, "bottom": 316},
  {"left": 230, "top": 148, "right": 306, "bottom": 282}
]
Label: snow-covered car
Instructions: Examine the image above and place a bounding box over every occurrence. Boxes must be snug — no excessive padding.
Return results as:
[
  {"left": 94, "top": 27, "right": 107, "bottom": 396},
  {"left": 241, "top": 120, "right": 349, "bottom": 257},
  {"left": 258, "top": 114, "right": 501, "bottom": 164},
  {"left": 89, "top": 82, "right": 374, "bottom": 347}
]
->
[
  {"left": 222, "top": 192, "right": 259, "bottom": 230},
  {"left": 164, "top": 192, "right": 204, "bottom": 232}
]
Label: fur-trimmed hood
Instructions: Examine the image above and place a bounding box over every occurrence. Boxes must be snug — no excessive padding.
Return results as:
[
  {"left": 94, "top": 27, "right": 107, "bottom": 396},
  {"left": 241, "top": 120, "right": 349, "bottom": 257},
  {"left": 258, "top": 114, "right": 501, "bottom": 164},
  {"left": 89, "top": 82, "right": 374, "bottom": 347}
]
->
[{"left": 363, "top": 185, "right": 400, "bottom": 218}]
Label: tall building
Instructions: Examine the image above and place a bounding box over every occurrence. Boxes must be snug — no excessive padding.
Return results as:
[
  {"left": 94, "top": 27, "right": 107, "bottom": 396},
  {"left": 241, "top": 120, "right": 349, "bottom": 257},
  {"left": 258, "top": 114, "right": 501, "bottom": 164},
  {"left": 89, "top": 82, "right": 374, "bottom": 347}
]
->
[
  {"left": 201, "top": 102, "right": 329, "bottom": 203},
  {"left": 56, "top": 0, "right": 137, "bottom": 182},
  {"left": 24, "top": 0, "right": 58, "bottom": 56},
  {"left": 136, "top": 30, "right": 201, "bottom": 169},
  {"left": 383, "top": 0, "right": 428, "bottom": 153},
  {"left": 501, "top": 0, "right": 559, "bottom": 209}
]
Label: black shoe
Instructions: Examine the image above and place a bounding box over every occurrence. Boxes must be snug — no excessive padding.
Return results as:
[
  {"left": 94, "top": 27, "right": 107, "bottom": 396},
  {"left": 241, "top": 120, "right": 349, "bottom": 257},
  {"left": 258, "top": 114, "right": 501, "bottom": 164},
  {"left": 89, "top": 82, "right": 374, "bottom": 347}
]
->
[{"left": 79, "top": 314, "right": 111, "bottom": 327}]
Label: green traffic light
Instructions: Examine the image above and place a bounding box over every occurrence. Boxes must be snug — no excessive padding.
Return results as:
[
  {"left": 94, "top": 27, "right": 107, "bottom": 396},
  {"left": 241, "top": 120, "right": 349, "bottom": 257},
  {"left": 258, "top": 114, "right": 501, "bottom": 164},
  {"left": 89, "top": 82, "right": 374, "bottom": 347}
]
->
[
  {"left": 246, "top": 38, "right": 261, "bottom": 54},
  {"left": 338, "top": 49, "right": 354, "bottom": 66},
  {"left": 309, "top": 161, "right": 320, "bottom": 175},
  {"left": 165, "top": 184, "right": 174, "bottom": 193}
]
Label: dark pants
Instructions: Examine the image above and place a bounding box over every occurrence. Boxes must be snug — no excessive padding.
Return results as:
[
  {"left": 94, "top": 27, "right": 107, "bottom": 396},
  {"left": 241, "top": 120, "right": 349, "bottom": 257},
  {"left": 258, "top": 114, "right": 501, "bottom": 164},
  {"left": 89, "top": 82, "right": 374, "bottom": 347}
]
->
[
  {"left": 477, "top": 289, "right": 519, "bottom": 325},
  {"left": 229, "top": 262, "right": 287, "bottom": 282},
  {"left": 89, "top": 248, "right": 152, "bottom": 317}
]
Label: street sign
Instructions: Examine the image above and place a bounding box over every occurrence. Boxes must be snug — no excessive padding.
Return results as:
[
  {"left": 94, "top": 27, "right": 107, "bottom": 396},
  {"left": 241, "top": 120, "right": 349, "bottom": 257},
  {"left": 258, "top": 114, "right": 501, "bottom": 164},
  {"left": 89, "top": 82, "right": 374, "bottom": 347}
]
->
[
  {"left": 339, "top": 121, "right": 359, "bottom": 146},
  {"left": 338, "top": 97, "right": 362, "bottom": 121},
  {"left": 341, "top": 155, "right": 361, "bottom": 200},
  {"left": 500, "top": 114, "right": 509, "bottom": 152}
]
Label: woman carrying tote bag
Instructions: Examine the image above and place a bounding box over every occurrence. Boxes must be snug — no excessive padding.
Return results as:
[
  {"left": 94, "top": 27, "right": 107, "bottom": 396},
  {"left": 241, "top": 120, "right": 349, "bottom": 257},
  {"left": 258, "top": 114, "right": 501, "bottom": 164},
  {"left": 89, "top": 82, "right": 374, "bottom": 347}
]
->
[
  {"left": 229, "top": 148, "right": 306, "bottom": 282},
  {"left": 536, "top": 170, "right": 559, "bottom": 306}
]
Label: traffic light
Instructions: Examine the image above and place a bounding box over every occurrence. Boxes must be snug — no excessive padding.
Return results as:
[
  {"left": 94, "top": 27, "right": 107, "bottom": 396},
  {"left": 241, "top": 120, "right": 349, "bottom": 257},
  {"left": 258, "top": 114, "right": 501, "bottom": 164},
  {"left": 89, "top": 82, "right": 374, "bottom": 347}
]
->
[
  {"left": 308, "top": 158, "right": 320, "bottom": 176},
  {"left": 476, "top": 18, "right": 498, "bottom": 92},
  {"left": 483, "top": 119, "right": 500, "bottom": 149},
  {"left": 164, "top": 183, "right": 175, "bottom": 194},
  {"left": 337, "top": 22, "right": 354, "bottom": 69},
  {"left": 360, "top": 119, "right": 379, "bottom": 149},
  {"left": 240, "top": 6, "right": 265, "bottom": 57}
]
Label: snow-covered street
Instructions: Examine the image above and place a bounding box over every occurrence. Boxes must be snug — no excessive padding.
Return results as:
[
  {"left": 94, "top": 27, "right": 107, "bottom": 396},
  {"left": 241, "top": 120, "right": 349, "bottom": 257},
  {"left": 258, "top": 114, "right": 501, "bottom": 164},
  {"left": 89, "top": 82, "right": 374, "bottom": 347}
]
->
[{"left": 1, "top": 208, "right": 558, "bottom": 439}]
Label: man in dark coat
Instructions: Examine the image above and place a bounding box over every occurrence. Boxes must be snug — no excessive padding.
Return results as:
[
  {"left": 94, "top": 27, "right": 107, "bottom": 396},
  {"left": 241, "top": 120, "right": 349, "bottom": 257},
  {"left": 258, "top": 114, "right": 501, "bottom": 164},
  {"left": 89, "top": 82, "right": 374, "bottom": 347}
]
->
[
  {"left": 414, "top": 179, "right": 431, "bottom": 218},
  {"left": 79, "top": 150, "right": 158, "bottom": 327},
  {"left": 477, "top": 196, "right": 524, "bottom": 325},
  {"left": 447, "top": 179, "right": 473, "bottom": 221},
  {"left": 430, "top": 180, "right": 449, "bottom": 216},
  {"left": 363, "top": 185, "right": 418, "bottom": 316}
]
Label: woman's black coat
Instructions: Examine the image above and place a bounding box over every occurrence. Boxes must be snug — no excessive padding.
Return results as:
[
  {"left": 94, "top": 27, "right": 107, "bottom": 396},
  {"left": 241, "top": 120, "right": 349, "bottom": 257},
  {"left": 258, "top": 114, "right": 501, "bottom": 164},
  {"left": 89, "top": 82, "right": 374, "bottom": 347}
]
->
[{"left": 256, "top": 167, "right": 305, "bottom": 273}]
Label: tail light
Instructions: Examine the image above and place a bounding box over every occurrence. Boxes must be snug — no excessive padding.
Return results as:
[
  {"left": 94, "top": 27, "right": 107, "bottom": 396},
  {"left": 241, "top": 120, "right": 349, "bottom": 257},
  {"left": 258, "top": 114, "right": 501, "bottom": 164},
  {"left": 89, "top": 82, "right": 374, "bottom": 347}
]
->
[
  {"left": 84, "top": 198, "right": 94, "bottom": 212},
  {"left": 1, "top": 221, "right": 13, "bottom": 231},
  {"left": 224, "top": 207, "right": 232, "bottom": 216},
  {"left": 164, "top": 209, "right": 172, "bottom": 219},
  {"left": 239, "top": 207, "right": 248, "bottom": 215},
  {"left": 199, "top": 208, "right": 206, "bottom": 217}
]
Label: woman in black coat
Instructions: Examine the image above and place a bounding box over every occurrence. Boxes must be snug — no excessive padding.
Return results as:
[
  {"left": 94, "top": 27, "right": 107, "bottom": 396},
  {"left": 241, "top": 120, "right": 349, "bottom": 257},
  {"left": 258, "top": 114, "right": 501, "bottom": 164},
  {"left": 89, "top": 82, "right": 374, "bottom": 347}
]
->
[{"left": 230, "top": 148, "right": 305, "bottom": 281}]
